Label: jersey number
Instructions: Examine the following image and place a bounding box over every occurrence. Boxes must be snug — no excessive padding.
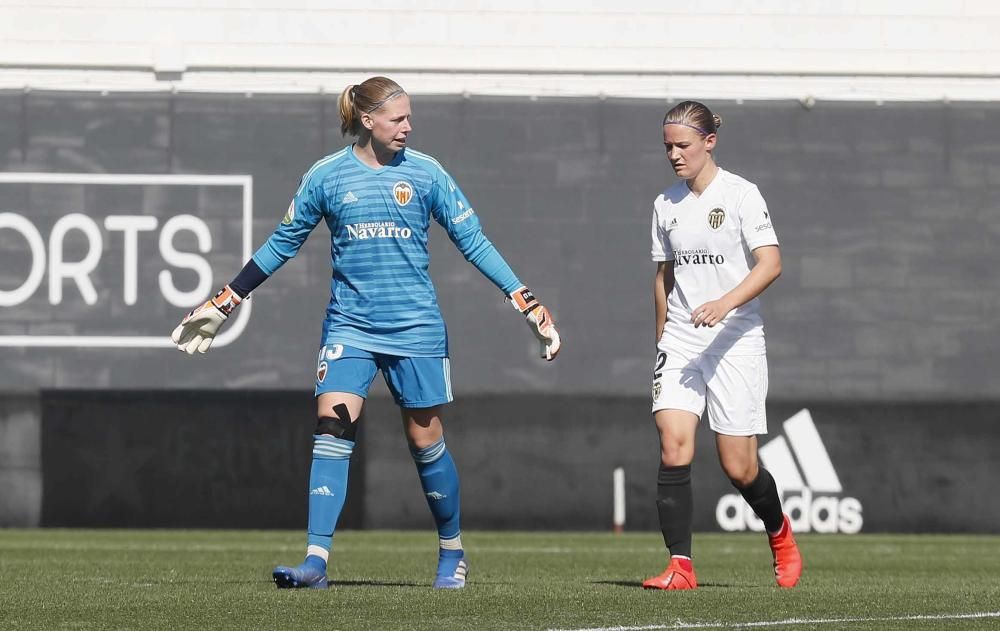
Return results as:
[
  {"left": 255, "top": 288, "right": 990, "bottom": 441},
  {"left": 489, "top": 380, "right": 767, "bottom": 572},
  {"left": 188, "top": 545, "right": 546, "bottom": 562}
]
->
[
  {"left": 318, "top": 344, "right": 345, "bottom": 363},
  {"left": 653, "top": 352, "right": 667, "bottom": 380}
]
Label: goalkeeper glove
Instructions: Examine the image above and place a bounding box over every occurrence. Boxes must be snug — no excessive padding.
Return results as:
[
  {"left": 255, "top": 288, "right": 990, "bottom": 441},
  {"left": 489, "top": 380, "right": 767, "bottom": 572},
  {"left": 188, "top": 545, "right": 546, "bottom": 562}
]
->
[
  {"left": 170, "top": 286, "right": 242, "bottom": 354},
  {"left": 508, "top": 286, "right": 561, "bottom": 361}
]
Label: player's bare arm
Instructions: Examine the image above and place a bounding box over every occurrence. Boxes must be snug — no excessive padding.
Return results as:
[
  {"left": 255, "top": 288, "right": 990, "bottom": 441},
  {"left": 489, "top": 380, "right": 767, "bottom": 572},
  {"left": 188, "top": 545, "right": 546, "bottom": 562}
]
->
[
  {"left": 654, "top": 261, "right": 674, "bottom": 341},
  {"left": 691, "top": 245, "right": 781, "bottom": 328}
]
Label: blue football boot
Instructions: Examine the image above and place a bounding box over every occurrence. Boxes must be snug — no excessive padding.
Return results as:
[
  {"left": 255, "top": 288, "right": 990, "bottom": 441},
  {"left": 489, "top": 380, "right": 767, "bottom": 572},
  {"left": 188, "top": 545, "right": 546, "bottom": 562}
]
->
[
  {"left": 433, "top": 549, "right": 468, "bottom": 589},
  {"left": 272, "top": 555, "right": 328, "bottom": 589}
]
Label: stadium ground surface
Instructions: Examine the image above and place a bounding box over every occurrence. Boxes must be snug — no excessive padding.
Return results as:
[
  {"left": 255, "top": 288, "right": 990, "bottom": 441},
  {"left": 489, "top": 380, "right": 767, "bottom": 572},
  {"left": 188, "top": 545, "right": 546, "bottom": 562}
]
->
[{"left": 1, "top": 530, "right": 998, "bottom": 630}]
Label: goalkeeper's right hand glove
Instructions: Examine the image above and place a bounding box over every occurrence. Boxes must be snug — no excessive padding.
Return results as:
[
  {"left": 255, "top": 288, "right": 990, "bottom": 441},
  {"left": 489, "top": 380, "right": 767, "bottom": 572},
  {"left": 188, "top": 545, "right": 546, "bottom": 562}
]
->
[
  {"left": 508, "top": 286, "right": 561, "bottom": 361},
  {"left": 170, "top": 286, "right": 242, "bottom": 355}
]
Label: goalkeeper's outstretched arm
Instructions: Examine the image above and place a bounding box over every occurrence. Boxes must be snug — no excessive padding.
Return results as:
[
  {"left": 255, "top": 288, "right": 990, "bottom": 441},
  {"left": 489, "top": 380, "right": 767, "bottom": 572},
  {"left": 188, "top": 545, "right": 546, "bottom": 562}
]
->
[
  {"left": 171, "top": 171, "right": 326, "bottom": 354},
  {"left": 429, "top": 173, "right": 562, "bottom": 361}
]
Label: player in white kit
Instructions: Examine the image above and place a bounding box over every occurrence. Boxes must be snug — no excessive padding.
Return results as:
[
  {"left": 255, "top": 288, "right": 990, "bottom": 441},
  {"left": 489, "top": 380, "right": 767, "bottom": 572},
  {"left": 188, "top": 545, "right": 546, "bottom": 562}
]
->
[{"left": 642, "top": 101, "right": 802, "bottom": 590}]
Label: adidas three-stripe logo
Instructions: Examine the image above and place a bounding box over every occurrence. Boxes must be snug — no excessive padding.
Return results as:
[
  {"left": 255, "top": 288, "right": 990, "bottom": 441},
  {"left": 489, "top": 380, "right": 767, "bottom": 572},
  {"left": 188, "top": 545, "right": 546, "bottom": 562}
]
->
[
  {"left": 716, "top": 409, "right": 864, "bottom": 534},
  {"left": 760, "top": 409, "right": 842, "bottom": 494},
  {"left": 310, "top": 486, "right": 334, "bottom": 496}
]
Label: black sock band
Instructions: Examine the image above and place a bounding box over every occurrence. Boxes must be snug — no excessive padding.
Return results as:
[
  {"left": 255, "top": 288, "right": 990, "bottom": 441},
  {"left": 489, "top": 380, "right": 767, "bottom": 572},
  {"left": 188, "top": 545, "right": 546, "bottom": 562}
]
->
[
  {"left": 735, "top": 467, "right": 784, "bottom": 533},
  {"left": 656, "top": 464, "right": 693, "bottom": 558}
]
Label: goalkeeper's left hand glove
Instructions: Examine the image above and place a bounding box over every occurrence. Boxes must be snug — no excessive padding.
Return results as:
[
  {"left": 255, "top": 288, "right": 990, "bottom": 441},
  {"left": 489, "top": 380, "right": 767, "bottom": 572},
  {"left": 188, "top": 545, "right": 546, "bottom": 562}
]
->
[
  {"left": 170, "top": 286, "right": 242, "bottom": 354},
  {"left": 508, "top": 286, "right": 561, "bottom": 361}
]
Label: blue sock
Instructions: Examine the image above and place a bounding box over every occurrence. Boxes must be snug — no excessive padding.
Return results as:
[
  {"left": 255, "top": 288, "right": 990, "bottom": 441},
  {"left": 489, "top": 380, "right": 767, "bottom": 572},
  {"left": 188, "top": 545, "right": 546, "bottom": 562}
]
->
[
  {"left": 411, "top": 438, "right": 462, "bottom": 550},
  {"left": 305, "top": 434, "right": 354, "bottom": 570}
]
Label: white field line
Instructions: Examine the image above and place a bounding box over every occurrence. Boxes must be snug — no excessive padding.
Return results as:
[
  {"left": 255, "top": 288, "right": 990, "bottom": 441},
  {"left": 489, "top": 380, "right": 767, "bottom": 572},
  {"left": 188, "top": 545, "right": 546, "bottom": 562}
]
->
[{"left": 549, "top": 611, "right": 1000, "bottom": 631}]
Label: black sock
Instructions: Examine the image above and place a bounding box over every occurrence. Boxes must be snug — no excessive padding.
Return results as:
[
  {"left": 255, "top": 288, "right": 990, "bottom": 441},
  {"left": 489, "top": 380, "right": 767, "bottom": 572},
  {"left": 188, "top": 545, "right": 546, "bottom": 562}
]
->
[
  {"left": 655, "top": 464, "right": 693, "bottom": 558},
  {"left": 735, "top": 467, "right": 784, "bottom": 533}
]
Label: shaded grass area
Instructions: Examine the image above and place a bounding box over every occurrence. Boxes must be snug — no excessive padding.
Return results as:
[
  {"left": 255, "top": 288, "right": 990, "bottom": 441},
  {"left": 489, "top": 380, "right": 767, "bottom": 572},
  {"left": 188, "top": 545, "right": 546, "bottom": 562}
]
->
[{"left": 1, "top": 530, "right": 999, "bottom": 630}]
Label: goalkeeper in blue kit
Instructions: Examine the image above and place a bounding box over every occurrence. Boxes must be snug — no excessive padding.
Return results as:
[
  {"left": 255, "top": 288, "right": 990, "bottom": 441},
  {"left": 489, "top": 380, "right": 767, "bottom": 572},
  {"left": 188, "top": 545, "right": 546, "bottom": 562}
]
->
[{"left": 170, "top": 76, "right": 561, "bottom": 589}]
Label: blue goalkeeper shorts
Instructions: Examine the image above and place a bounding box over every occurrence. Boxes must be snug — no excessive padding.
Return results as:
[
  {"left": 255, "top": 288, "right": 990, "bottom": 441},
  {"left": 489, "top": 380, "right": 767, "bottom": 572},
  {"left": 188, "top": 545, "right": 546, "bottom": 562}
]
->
[{"left": 314, "top": 343, "right": 453, "bottom": 408}]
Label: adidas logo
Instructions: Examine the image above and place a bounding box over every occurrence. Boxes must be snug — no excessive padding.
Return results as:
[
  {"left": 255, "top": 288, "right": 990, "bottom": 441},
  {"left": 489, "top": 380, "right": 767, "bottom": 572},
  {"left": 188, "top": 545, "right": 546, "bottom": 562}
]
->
[
  {"left": 715, "top": 409, "right": 863, "bottom": 534},
  {"left": 668, "top": 217, "right": 678, "bottom": 230},
  {"left": 310, "top": 486, "right": 334, "bottom": 496},
  {"left": 425, "top": 491, "right": 447, "bottom": 500},
  {"left": 342, "top": 191, "right": 359, "bottom": 204}
]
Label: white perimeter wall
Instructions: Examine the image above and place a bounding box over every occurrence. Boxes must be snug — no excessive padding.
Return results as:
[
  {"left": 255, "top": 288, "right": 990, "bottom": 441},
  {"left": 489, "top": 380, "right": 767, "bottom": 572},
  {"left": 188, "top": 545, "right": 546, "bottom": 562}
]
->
[{"left": 2, "top": 1, "right": 1000, "bottom": 100}]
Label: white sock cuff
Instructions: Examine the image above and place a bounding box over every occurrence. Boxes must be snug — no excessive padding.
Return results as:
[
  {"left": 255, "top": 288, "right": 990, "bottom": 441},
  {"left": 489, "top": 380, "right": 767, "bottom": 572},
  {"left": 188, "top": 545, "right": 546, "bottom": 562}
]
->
[
  {"left": 440, "top": 534, "right": 463, "bottom": 551},
  {"left": 307, "top": 544, "right": 330, "bottom": 562}
]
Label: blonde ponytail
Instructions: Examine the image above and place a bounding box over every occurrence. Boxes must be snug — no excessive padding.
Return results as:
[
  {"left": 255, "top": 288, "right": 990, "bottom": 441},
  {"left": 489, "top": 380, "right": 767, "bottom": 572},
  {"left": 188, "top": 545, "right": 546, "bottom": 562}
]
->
[{"left": 338, "top": 84, "right": 357, "bottom": 137}]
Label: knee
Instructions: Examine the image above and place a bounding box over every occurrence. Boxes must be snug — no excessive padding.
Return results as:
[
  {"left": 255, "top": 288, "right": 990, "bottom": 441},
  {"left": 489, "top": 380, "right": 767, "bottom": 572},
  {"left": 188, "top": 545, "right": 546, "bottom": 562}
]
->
[
  {"left": 316, "top": 403, "right": 357, "bottom": 442},
  {"left": 660, "top": 452, "right": 689, "bottom": 468},
  {"left": 659, "top": 440, "right": 694, "bottom": 467},
  {"left": 408, "top": 433, "right": 442, "bottom": 451},
  {"left": 725, "top": 463, "right": 759, "bottom": 489},
  {"left": 404, "top": 411, "right": 443, "bottom": 450}
]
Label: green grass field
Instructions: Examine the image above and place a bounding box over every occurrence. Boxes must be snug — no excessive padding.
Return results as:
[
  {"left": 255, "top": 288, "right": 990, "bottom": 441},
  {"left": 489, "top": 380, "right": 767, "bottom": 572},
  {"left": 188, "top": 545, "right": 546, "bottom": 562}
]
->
[{"left": 1, "top": 530, "right": 998, "bottom": 630}]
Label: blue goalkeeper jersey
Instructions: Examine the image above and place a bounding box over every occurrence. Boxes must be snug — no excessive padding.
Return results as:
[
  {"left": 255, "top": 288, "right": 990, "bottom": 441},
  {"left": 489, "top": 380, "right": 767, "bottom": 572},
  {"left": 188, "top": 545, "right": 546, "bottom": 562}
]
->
[{"left": 252, "top": 146, "right": 522, "bottom": 357}]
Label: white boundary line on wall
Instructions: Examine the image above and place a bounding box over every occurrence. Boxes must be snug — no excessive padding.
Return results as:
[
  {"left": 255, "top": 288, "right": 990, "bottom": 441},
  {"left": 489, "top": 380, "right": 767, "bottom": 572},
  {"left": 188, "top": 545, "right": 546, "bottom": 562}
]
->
[
  {"left": 0, "top": 172, "right": 253, "bottom": 349},
  {"left": 4, "top": 69, "right": 1000, "bottom": 102},
  {"left": 548, "top": 611, "right": 1000, "bottom": 631}
]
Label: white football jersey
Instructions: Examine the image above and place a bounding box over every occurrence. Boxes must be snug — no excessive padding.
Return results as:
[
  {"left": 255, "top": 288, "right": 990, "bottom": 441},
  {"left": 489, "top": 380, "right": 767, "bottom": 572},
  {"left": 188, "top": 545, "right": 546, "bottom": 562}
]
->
[{"left": 651, "top": 168, "right": 779, "bottom": 356}]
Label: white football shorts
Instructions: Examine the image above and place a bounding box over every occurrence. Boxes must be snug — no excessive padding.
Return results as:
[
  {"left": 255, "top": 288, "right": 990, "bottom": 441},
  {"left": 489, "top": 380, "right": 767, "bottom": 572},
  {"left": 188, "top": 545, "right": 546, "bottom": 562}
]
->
[{"left": 651, "top": 345, "right": 768, "bottom": 436}]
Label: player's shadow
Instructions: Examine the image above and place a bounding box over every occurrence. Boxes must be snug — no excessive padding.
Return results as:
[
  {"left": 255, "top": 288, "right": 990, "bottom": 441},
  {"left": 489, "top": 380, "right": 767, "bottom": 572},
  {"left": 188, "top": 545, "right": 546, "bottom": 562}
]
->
[
  {"left": 591, "top": 579, "right": 644, "bottom": 588},
  {"left": 591, "top": 580, "right": 739, "bottom": 588},
  {"left": 328, "top": 579, "right": 423, "bottom": 588}
]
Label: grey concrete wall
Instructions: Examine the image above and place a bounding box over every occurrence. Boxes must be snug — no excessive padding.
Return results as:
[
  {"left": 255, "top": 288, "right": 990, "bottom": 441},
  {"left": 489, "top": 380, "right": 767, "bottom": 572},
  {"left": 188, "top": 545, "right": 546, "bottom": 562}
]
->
[
  {"left": 0, "top": 395, "right": 41, "bottom": 526},
  {"left": 1, "top": 92, "right": 999, "bottom": 401},
  {"left": 363, "top": 396, "right": 1000, "bottom": 534},
  {"left": 26, "top": 391, "right": 1000, "bottom": 533},
  {"left": 38, "top": 391, "right": 364, "bottom": 528}
]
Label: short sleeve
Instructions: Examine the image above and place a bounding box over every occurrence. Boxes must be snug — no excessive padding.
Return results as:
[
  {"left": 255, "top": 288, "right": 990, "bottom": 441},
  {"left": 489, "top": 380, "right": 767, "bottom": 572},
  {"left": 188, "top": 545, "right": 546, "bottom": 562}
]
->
[
  {"left": 739, "top": 186, "right": 779, "bottom": 251},
  {"left": 651, "top": 201, "right": 673, "bottom": 262}
]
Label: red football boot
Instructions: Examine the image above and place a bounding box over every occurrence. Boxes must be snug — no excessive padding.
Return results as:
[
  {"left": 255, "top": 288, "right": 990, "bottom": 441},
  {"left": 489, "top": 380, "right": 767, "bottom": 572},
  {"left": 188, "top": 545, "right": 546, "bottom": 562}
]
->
[
  {"left": 642, "top": 556, "right": 697, "bottom": 590},
  {"left": 768, "top": 514, "right": 803, "bottom": 588}
]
